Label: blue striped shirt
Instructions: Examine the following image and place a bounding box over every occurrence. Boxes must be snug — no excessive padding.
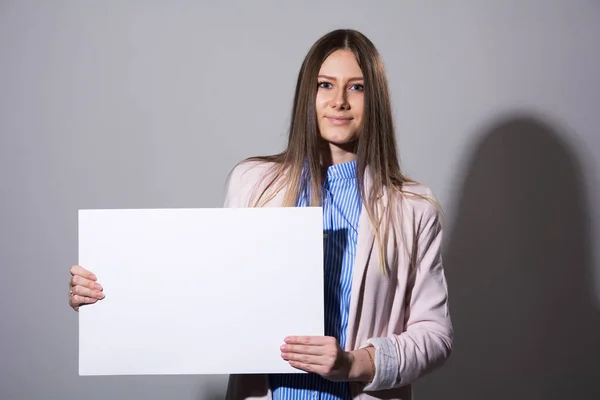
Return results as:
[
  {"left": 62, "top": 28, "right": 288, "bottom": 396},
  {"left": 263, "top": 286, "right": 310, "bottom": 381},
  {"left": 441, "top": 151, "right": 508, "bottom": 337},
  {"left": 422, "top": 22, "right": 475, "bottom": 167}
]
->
[{"left": 270, "top": 160, "right": 362, "bottom": 400}]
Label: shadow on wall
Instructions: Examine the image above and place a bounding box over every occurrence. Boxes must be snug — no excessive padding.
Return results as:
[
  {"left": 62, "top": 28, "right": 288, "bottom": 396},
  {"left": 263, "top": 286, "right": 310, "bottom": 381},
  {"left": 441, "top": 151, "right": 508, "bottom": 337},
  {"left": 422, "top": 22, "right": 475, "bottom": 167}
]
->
[
  {"left": 416, "top": 115, "right": 600, "bottom": 399},
  {"left": 195, "top": 376, "right": 229, "bottom": 400}
]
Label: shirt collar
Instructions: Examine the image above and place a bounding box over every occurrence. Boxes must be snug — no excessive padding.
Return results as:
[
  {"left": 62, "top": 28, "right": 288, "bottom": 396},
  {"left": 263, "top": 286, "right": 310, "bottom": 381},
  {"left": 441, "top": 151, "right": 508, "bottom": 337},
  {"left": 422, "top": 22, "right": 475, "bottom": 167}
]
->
[{"left": 326, "top": 160, "right": 357, "bottom": 180}]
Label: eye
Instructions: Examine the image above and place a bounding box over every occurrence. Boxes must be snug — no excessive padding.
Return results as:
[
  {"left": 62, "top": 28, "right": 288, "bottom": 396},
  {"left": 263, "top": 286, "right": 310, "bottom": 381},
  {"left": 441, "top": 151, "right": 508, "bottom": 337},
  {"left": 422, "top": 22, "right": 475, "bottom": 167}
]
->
[
  {"left": 350, "top": 84, "right": 364, "bottom": 91},
  {"left": 318, "top": 81, "right": 332, "bottom": 89}
]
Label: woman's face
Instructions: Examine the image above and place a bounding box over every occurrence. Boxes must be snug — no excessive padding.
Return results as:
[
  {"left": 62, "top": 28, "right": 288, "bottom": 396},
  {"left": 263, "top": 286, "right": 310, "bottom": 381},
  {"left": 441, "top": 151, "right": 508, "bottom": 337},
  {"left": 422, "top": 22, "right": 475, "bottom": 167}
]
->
[{"left": 315, "top": 49, "right": 365, "bottom": 156}]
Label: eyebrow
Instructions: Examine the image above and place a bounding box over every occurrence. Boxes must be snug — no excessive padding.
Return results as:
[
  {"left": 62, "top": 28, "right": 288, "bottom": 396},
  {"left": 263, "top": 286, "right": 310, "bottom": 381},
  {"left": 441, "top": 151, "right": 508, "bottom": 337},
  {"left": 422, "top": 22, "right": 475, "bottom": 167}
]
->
[{"left": 318, "top": 74, "right": 364, "bottom": 82}]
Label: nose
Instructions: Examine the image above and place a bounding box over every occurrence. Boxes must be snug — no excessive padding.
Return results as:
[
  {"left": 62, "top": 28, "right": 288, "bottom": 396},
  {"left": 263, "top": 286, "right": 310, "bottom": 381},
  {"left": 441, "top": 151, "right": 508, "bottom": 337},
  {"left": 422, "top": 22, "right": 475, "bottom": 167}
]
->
[{"left": 331, "top": 87, "right": 349, "bottom": 110}]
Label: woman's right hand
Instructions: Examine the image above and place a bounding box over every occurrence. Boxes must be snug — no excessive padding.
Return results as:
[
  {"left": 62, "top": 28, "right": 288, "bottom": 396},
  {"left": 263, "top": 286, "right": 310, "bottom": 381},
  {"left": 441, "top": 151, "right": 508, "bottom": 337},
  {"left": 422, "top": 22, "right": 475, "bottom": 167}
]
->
[{"left": 69, "top": 265, "right": 105, "bottom": 311}]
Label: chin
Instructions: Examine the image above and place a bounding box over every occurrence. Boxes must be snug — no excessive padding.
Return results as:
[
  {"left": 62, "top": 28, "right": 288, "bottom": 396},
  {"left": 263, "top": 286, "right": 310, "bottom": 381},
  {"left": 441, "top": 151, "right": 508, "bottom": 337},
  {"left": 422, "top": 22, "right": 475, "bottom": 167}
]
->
[
  {"left": 320, "top": 127, "right": 357, "bottom": 141},
  {"left": 320, "top": 132, "right": 359, "bottom": 147}
]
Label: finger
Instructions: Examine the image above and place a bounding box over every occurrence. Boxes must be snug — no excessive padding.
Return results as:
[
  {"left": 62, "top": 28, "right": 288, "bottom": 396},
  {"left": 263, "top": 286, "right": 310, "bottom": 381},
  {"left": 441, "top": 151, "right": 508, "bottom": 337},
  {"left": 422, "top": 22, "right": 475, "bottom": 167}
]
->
[
  {"left": 284, "top": 336, "right": 335, "bottom": 346},
  {"left": 281, "top": 343, "right": 323, "bottom": 356},
  {"left": 68, "top": 299, "right": 80, "bottom": 312},
  {"left": 70, "top": 294, "right": 98, "bottom": 307},
  {"left": 282, "top": 351, "right": 328, "bottom": 366},
  {"left": 72, "top": 285, "right": 105, "bottom": 300},
  {"left": 288, "top": 360, "right": 317, "bottom": 373},
  {"left": 70, "top": 265, "right": 97, "bottom": 281},
  {"left": 70, "top": 275, "right": 103, "bottom": 291}
]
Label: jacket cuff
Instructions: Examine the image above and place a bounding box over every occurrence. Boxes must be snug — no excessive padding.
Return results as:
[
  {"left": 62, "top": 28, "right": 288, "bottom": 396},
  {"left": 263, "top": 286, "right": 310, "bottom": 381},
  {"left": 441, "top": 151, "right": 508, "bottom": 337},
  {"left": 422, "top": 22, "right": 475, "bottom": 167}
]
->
[{"left": 362, "top": 337, "right": 399, "bottom": 391}]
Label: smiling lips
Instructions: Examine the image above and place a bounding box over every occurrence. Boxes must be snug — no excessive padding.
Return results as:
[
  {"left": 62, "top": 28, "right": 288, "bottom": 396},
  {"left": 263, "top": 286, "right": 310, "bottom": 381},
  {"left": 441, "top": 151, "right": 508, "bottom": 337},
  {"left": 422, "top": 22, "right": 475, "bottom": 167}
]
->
[{"left": 326, "top": 116, "right": 353, "bottom": 125}]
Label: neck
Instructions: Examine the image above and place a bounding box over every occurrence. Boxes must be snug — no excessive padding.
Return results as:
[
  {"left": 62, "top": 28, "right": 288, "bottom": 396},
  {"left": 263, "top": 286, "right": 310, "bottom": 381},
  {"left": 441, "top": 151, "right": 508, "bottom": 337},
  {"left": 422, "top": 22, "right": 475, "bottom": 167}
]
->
[{"left": 320, "top": 141, "right": 357, "bottom": 167}]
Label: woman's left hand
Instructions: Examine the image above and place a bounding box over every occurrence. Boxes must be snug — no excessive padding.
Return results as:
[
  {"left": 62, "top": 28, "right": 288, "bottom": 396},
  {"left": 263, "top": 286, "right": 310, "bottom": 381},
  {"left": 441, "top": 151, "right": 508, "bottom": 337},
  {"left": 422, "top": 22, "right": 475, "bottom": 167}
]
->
[{"left": 281, "top": 336, "right": 353, "bottom": 381}]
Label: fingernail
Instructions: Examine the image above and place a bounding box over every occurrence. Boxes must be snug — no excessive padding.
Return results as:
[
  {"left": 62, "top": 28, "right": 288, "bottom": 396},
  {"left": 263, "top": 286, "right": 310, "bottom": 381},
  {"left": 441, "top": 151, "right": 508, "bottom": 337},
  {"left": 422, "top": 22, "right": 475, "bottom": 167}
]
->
[
  {"left": 98, "top": 292, "right": 105, "bottom": 299},
  {"left": 280, "top": 345, "right": 286, "bottom": 351},
  {"left": 95, "top": 283, "right": 103, "bottom": 290},
  {"left": 90, "top": 274, "right": 97, "bottom": 281}
]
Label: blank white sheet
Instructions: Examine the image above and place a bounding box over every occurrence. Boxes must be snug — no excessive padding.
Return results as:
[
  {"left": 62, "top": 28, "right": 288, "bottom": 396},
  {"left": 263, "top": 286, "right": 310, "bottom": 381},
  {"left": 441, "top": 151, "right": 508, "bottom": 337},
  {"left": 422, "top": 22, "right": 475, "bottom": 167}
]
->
[{"left": 78, "top": 207, "right": 324, "bottom": 376}]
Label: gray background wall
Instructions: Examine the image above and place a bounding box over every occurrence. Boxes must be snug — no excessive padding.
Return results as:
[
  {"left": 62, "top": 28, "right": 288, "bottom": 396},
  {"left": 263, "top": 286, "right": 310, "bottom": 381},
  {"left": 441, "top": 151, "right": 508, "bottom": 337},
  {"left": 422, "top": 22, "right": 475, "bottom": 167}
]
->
[{"left": 1, "top": 1, "right": 599, "bottom": 399}]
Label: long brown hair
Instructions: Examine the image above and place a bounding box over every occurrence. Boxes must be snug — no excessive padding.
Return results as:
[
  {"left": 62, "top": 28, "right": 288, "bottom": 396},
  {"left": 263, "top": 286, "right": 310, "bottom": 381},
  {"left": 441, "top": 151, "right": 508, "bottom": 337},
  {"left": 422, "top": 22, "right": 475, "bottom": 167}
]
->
[{"left": 241, "top": 29, "right": 428, "bottom": 272}]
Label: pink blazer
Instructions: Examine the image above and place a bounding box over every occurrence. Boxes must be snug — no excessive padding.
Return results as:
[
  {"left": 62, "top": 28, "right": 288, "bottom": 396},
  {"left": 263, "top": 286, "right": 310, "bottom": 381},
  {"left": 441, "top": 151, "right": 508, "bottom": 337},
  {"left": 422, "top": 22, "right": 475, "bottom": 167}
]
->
[{"left": 223, "top": 161, "right": 453, "bottom": 400}]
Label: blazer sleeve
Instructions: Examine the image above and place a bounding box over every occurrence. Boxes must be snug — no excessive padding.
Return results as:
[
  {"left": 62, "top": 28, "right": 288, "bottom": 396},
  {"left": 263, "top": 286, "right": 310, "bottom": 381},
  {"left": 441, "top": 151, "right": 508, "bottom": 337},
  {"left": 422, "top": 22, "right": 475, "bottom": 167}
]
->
[
  {"left": 223, "top": 162, "right": 249, "bottom": 208},
  {"left": 365, "top": 192, "right": 453, "bottom": 391}
]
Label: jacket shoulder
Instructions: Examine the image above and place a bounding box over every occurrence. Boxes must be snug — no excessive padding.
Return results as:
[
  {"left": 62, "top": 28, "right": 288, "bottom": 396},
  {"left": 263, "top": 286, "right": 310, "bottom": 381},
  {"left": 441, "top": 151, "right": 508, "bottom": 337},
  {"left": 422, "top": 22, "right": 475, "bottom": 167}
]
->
[
  {"left": 223, "top": 159, "right": 277, "bottom": 207},
  {"left": 396, "top": 181, "right": 443, "bottom": 228}
]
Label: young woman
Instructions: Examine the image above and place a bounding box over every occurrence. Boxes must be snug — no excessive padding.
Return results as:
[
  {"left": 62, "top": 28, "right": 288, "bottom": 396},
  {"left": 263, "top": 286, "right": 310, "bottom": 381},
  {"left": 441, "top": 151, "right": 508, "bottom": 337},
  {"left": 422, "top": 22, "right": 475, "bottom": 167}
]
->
[{"left": 69, "top": 29, "right": 453, "bottom": 400}]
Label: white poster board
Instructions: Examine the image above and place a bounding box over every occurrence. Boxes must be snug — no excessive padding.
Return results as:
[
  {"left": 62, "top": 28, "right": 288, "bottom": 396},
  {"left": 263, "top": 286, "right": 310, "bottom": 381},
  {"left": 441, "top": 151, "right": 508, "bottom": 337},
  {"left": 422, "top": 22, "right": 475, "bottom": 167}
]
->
[{"left": 78, "top": 207, "right": 324, "bottom": 376}]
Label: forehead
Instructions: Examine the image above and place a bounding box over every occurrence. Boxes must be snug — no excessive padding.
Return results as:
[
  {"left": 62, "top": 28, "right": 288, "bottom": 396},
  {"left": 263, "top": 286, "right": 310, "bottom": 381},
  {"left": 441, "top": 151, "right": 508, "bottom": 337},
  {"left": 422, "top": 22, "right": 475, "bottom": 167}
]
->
[{"left": 318, "top": 49, "right": 363, "bottom": 77}]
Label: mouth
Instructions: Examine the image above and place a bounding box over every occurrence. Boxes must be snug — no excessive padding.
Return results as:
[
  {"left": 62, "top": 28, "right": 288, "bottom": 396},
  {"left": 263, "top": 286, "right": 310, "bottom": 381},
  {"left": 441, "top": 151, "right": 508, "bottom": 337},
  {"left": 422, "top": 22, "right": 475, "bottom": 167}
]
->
[{"left": 325, "top": 116, "right": 353, "bottom": 125}]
